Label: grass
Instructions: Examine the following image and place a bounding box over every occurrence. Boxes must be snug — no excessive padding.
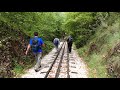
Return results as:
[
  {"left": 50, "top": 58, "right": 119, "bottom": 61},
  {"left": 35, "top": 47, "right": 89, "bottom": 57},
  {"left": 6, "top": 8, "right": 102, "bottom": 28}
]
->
[
  {"left": 13, "top": 62, "right": 35, "bottom": 78},
  {"left": 86, "top": 54, "right": 107, "bottom": 78},
  {"left": 12, "top": 56, "right": 36, "bottom": 78},
  {"left": 78, "top": 46, "right": 108, "bottom": 78},
  {"left": 13, "top": 64, "right": 24, "bottom": 76}
]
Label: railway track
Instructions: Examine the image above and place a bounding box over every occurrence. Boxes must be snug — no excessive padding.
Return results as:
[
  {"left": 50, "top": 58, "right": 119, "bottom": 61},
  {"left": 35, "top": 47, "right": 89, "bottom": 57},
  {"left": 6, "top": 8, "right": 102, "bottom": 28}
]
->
[
  {"left": 21, "top": 41, "right": 88, "bottom": 78},
  {"left": 44, "top": 41, "right": 70, "bottom": 78}
]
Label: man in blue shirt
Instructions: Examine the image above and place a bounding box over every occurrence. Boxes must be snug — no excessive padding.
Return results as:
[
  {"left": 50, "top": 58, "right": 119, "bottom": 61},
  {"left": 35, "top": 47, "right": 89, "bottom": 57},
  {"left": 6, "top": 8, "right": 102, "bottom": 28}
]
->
[{"left": 25, "top": 32, "right": 45, "bottom": 72}]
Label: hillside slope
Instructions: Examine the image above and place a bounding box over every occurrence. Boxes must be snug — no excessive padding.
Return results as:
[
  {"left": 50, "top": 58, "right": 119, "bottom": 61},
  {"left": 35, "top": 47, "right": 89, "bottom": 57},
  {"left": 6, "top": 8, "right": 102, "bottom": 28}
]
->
[
  {"left": 0, "top": 21, "right": 34, "bottom": 78},
  {"left": 78, "top": 14, "right": 120, "bottom": 78}
]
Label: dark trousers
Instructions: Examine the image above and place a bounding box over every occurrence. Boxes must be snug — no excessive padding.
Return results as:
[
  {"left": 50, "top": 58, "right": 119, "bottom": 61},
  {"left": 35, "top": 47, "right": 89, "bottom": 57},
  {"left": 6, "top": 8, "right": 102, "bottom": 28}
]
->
[{"left": 68, "top": 43, "right": 72, "bottom": 53}]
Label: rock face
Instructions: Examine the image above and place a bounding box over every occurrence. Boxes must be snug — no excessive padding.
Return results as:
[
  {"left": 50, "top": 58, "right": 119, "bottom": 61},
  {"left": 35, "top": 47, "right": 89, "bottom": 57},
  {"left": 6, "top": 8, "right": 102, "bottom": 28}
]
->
[{"left": 0, "top": 22, "right": 33, "bottom": 78}]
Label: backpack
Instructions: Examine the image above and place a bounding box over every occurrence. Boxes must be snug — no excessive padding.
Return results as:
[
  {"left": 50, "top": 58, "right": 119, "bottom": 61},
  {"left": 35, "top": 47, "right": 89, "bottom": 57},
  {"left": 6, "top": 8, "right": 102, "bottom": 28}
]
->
[
  {"left": 68, "top": 37, "right": 73, "bottom": 43},
  {"left": 54, "top": 39, "right": 59, "bottom": 45},
  {"left": 31, "top": 38, "right": 41, "bottom": 52}
]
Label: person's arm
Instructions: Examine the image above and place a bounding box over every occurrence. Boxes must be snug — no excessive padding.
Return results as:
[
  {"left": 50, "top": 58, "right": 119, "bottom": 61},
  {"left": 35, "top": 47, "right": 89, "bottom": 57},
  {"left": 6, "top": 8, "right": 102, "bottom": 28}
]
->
[
  {"left": 40, "top": 38, "right": 45, "bottom": 47},
  {"left": 25, "top": 38, "right": 32, "bottom": 55},
  {"left": 25, "top": 44, "right": 31, "bottom": 55},
  {"left": 42, "top": 43, "right": 45, "bottom": 47}
]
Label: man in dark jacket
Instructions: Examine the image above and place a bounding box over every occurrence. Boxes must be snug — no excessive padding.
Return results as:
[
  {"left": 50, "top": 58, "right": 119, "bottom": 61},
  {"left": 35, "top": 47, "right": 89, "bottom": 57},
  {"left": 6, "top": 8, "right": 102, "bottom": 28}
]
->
[{"left": 67, "top": 36, "right": 73, "bottom": 53}]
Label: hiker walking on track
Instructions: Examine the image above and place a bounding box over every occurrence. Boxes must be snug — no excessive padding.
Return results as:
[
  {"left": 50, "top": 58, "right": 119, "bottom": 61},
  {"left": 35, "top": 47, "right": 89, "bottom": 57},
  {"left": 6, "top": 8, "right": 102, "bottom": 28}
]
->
[
  {"left": 67, "top": 36, "right": 73, "bottom": 53},
  {"left": 53, "top": 38, "right": 60, "bottom": 52},
  {"left": 25, "top": 32, "right": 45, "bottom": 72}
]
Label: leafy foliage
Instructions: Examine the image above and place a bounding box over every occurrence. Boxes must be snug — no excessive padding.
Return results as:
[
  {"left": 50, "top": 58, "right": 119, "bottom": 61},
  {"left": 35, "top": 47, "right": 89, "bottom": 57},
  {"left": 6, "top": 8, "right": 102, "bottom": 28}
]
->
[
  {"left": 0, "top": 12, "right": 64, "bottom": 77},
  {"left": 63, "top": 12, "right": 100, "bottom": 48}
]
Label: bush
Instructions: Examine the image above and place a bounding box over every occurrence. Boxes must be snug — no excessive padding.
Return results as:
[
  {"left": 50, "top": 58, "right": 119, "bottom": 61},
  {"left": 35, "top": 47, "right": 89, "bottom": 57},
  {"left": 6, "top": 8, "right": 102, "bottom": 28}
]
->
[
  {"left": 75, "top": 35, "right": 89, "bottom": 48},
  {"left": 42, "top": 41, "right": 54, "bottom": 55}
]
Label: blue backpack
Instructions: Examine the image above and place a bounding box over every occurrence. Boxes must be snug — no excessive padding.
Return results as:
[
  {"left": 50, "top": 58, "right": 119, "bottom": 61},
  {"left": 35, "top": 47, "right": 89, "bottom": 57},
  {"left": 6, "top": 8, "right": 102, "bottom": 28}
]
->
[
  {"left": 54, "top": 39, "right": 59, "bottom": 45},
  {"left": 31, "top": 37, "right": 41, "bottom": 52}
]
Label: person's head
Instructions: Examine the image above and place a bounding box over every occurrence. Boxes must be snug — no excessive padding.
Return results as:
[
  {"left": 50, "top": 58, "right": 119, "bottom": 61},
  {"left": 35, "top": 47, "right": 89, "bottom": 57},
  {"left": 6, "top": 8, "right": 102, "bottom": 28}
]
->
[{"left": 34, "top": 32, "right": 38, "bottom": 36}]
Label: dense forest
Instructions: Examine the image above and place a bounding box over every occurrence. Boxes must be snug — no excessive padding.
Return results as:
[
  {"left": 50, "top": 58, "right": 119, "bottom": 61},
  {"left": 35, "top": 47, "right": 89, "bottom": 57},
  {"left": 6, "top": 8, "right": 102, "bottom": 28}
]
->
[{"left": 0, "top": 12, "right": 120, "bottom": 78}]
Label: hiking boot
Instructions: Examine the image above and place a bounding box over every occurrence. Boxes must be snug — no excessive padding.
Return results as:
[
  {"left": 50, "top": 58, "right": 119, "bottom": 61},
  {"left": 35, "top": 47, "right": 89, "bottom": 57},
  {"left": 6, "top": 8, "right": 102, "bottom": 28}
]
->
[
  {"left": 35, "top": 66, "right": 41, "bottom": 72},
  {"left": 35, "top": 69, "right": 39, "bottom": 72}
]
